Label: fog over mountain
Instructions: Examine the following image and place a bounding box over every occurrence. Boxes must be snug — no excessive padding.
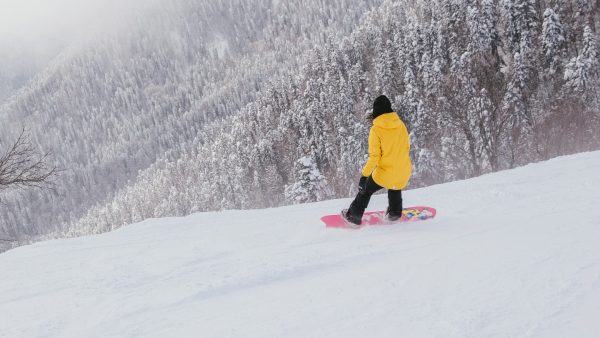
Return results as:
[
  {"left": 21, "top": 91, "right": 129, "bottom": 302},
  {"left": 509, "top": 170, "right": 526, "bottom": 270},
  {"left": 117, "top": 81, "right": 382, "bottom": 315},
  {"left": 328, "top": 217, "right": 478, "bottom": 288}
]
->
[{"left": 0, "top": 0, "right": 151, "bottom": 99}]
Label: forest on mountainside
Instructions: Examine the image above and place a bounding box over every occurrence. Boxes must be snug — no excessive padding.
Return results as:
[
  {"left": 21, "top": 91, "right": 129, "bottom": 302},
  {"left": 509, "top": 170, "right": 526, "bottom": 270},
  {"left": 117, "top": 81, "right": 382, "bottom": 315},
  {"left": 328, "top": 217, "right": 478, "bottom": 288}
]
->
[
  {"left": 0, "top": 0, "right": 383, "bottom": 249},
  {"left": 72, "top": 0, "right": 600, "bottom": 235},
  {"left": 1, "top": 0, "right": 599, "bottom": 247}
]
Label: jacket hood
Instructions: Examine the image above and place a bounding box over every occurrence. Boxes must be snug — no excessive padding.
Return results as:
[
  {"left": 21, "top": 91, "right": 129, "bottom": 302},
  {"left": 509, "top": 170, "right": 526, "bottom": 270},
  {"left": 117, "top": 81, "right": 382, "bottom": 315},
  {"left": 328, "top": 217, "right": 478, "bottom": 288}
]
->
[{"left": 373, "top": 112, "right": 402, "bottom": 129}]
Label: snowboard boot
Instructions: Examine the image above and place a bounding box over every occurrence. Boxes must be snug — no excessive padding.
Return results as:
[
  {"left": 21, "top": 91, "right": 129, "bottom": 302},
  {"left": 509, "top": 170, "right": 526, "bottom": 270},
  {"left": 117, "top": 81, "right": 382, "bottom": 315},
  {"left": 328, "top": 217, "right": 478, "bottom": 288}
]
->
[
  {"left": 341, "top": 209, "right": 362, "bottom": 228},
  {"left": 385, "top": 207, "right": 402, "bottom": 222}
]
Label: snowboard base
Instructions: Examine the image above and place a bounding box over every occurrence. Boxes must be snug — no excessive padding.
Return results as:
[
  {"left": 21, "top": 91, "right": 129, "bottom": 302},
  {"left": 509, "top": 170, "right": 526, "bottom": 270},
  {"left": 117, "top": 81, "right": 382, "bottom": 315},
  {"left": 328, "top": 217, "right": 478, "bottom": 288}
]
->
[{"left": 321, "top": 206, "right": 436, "bottom": 229}]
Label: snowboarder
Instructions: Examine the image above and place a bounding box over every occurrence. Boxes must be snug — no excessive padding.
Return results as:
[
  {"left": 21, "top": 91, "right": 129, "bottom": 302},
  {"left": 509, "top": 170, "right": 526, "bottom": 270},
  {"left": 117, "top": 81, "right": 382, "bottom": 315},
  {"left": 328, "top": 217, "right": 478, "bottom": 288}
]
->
[{"left": 342, "top": 95, "right": 412, "bottom": 226}]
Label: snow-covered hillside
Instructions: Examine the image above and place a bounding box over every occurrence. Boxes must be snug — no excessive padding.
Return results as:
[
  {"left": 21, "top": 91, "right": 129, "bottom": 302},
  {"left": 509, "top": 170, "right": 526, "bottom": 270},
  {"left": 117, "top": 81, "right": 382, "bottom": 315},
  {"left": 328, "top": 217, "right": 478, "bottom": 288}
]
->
[{"left": 1, "top": 152, "right": 600, "bottom": 338}]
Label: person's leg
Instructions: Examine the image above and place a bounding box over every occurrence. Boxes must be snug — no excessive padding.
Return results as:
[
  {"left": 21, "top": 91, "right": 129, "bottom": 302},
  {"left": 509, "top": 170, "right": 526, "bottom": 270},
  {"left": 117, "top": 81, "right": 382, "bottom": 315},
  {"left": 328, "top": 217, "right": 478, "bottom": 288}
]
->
[
  {"left": 387, "top": 189, "right": 403, "bottom": 220},
  {"left": 346, "top": 176, "right": 383, "bottom": 223}
]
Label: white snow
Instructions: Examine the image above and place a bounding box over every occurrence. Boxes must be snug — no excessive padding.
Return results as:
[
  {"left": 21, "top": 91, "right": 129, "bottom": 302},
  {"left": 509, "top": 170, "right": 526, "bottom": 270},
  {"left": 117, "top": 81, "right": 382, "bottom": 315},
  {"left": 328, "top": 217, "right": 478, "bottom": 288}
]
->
[{"left": 1, "top": 151, "right": 600, "bottom": 338}]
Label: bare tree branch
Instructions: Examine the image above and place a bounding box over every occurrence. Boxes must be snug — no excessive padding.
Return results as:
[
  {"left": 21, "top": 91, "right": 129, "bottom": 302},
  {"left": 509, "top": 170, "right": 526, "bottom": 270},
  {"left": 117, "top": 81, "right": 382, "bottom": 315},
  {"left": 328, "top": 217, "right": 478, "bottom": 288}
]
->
[{"left": 0, "top": 128, "right": 59, "bottom": 191}]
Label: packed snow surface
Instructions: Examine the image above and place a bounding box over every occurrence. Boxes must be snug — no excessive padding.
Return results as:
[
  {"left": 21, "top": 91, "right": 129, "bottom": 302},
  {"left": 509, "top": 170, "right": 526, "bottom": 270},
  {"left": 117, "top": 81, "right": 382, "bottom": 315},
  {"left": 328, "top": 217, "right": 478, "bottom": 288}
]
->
[{"left": 1, "top": 152, "right": 600, "bottom": 338}]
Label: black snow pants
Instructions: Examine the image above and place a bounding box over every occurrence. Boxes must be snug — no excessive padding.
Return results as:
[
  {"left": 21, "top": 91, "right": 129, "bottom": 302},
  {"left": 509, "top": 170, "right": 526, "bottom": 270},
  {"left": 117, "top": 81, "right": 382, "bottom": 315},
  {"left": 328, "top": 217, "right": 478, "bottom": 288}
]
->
[{"left": 347, "top": 176, "right": 403, "bottom": 219}]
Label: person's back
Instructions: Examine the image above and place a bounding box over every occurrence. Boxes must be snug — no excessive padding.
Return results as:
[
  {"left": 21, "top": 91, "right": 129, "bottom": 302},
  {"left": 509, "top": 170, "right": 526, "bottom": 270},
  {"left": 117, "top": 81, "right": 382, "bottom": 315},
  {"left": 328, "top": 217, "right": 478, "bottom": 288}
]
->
[
  {"left": 342, "top": 95, "right": 412, "bottom": 226},
  {"left": 364, "top": 111, "right": 411, "bottom": 191}
]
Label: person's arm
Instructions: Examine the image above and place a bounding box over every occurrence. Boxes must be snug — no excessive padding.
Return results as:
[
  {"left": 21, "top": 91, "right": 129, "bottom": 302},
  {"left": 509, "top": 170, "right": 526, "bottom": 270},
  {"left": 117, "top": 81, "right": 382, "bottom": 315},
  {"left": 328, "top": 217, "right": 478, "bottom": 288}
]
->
[{"left": 361, "top": 128, "right": 381, "bottom": 177}]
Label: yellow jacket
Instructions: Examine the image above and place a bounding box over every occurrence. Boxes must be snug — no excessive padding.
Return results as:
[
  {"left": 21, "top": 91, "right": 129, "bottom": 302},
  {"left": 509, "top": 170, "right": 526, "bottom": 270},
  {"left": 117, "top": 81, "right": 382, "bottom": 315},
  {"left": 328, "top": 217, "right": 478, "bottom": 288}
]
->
[{"left": 361, "top": 112, "right": 412, "bottom": 190}]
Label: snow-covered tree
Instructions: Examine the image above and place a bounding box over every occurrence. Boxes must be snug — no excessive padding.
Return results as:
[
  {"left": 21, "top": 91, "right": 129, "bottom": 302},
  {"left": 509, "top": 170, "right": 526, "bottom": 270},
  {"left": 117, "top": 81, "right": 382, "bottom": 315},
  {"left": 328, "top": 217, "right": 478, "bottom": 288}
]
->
[
  {"left": 503, "top": 0, "right": 539, "bottom": 53},
  {"left": 285, "top": 156, "right": 328, "bottom": 204},
  {"left": 564, "top": 26, "right": 599, "bottom": 98},
  {"left": 541, "top": 8, "right": 566, "bottom": 75}
]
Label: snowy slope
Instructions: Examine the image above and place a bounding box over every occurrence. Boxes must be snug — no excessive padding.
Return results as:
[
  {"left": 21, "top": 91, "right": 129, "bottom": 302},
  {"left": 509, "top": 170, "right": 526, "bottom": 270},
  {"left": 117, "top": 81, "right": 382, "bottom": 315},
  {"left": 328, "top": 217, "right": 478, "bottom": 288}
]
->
[{"left": 1, "top": 152, "right": 600, "bottom": 338}]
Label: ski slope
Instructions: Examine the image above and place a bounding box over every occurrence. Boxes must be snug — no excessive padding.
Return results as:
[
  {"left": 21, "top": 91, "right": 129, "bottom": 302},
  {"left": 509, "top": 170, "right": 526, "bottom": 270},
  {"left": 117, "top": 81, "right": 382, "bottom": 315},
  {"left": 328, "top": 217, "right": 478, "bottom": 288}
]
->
[{"left": 1, "top": 152, "right": 600, "bottom": 338}]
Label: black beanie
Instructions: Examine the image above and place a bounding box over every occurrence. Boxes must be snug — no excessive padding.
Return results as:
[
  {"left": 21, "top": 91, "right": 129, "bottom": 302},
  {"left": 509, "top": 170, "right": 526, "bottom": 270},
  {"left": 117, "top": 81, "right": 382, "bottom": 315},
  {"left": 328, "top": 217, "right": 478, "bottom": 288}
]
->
[{"left": 372, "top": 95, "right": 392, "bottom": 119}]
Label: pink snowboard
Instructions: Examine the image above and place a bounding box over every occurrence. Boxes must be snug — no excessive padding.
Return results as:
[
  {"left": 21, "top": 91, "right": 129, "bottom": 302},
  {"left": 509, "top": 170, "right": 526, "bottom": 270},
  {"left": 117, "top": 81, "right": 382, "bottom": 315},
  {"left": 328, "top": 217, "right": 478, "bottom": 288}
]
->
[{"left": 321, "top": 206, "right": 436, "bottom": 229}]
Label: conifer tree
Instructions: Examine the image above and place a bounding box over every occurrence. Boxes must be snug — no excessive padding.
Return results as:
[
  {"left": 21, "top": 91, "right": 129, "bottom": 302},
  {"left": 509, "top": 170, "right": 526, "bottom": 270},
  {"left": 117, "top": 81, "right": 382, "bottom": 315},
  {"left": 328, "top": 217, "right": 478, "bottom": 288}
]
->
[
  {"left": 541, "top": 8, "right": 566, "bottom": 75},
  {"left": 565, "top": 25, "right": 599, "bottom": 99},
  {"left": 284, "top": 155, "right": 328, "bottom": 204}
]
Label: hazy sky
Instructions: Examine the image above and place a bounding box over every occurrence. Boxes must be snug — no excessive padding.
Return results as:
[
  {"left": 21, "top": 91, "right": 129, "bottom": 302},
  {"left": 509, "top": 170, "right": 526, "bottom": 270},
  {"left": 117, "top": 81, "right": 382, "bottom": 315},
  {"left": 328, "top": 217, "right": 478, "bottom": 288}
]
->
[
  {"left": 0, "top": 0, "right": 114, "bottom": 45},
  {"left": 0, "top": 0, "right": 128, "bottom": 100}
]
